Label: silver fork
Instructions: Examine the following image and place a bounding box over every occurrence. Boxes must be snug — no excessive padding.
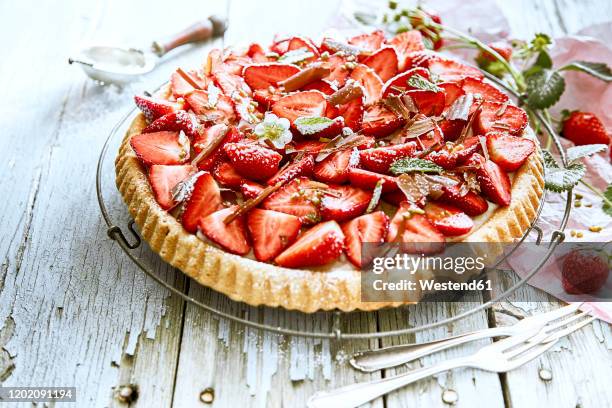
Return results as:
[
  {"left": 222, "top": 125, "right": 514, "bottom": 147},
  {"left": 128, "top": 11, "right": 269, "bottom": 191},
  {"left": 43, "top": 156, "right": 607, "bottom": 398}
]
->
[
  {"left": 350, "top": 303, "right": 583, "bottom": 372},
  {"left": 307, "top": 312, "right": 594, "bottom": 408}
]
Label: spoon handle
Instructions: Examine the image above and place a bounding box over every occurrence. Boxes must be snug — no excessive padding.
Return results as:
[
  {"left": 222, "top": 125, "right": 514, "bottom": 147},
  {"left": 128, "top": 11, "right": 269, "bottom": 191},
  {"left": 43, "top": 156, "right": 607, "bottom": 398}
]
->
[{"left": 152, "top": 15, "right": 228, "bottom": 56}]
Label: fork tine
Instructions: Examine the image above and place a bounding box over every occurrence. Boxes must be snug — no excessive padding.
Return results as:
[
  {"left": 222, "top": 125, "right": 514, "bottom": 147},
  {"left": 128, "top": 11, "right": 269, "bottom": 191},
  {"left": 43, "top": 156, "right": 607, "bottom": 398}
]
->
[
  {"left": 544, "top": 315, "right": 595, "bottom": 342},
  {"left": 543, "top": 311, "right": 589, "bottom": 336},
  {"left": 507, "top": 340, "right": 559, "bottom": 368},
  {"left": 530, "top": 303, "right": 583, "bottom": 324}
]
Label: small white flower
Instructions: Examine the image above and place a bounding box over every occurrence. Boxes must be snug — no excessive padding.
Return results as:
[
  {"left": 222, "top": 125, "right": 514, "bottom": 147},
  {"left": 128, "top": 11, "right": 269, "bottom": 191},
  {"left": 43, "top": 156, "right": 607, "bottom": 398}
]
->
[{"left": 254, "top": 113, "right": 292, "bottom": 149}]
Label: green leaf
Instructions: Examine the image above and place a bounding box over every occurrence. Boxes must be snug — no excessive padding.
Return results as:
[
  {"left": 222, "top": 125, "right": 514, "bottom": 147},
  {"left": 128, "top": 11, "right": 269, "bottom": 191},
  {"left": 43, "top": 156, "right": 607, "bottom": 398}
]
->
[
  {"left": 535, "top": 51, "right": 553, "bottom": 69},
  {"left": 294, "top": 116, "right": 335, "bottom": 135},
  {"left": 566, "top": 144, "right": 608, "bottom": 163},
  {"left": 407, "top": 74, "right": 442, "bottom": 92},
  {"left": 559, "top": 61, "right": 612, "bottom": 82},
  {"left": 542, "top": 151, "right": 586, "bottom": 192},
  {"left": 603, "top": 184, "right": 612, "bottom": 216},
  {"left": 367, "top": 180, "right": 384, "bottom": 213},
  {"left": 278, "top": 47, "right": 314, "bottom": 64},
  {"left": 389, "top": 158, "right": 443, "bottom": 175},
  {"left": 526, "top": 69, "right": 565, "bottom": 109}
]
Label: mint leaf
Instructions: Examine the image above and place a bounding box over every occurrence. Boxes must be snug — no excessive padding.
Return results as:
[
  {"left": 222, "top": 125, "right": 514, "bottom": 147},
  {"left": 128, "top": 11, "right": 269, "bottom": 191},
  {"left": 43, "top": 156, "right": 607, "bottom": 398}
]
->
[
  {"left": 603, "top": 184, "right": 612, "bottom": 216},
  {"left": 294, "top": 116, "right": 335, "bottom": 135},
  {"left": 526, "top": 69, "right": 565, "bottom": 109},
  {"left": 566, "top": 144, "right": 608, "bottom": 163},
  {"left": 407, "top": 74, "right": 442, "bottom": 92},
  {"left": 390, "top": 158, "right": 443, "bottom": 175},
  {"left": 560, "top": 61, "right": 612, "bottom": 82},
  {"left": 278, "top": 47, "right": 314, "bottom": 64},
  {"left": 542, "top": 151, "right": 586, "bottom": 192},
  {"left": 366, "top": 180, "right": 384, "bottom": 213}
]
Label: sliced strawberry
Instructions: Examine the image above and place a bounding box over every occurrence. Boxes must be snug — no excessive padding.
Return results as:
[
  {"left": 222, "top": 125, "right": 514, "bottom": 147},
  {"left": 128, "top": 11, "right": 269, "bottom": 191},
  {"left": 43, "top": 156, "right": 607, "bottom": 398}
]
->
[
  {"left": 386, "top": 202, "right": 444, "bottom": 254},
  {"left": 130, "top": 131, "right": 190, "bottom": 166},
  {"left": 404, "top": 50, "right": 438, "bottom": 70},
  {"left": 486, "top": 131, "right": 535, "bottom": 171},
  {"left": 242, "top": 63, "right": 300, "bottom": 90},
  {"left": 292, "top": 140, "right": 328, "bottom": 153},
  {"left": 134, "top": 95, "right": 180, "bottom": 122},
  {"left": 240, "top": 180, "right": 265, "bottom": 199},
  {"left": 424, "top": 202, "right": 474, "bottom": 236},
  {"left": 247, "top": 43, "right": 269, "bottom": 62},
  {"left": 224, "top": 142, "right": 282, "bottom": 180},
  {"left": 438, "top": 118, "right": 465, "bottom": 142},
  {"left": 184, "top": 90, "right": 236, "bottom": 124},
  {"left": 295, "top": 117, "right": 344, "bottom": 139},
  {"left": 382, "top": 190, "right": 406, "bottom": 206},
  {"left": 262, "top": 177, "right": 322, "bottom": 223},
  {"left": 198, "top": 206, "right": 250, "bottom": 255},
  {"left": 337, "top": 97, "right": 365, "bottom": 131},
  {"left": 426, "top": 140, "right": 480, "bottom": 169},
  {"left": 363, "top": 47, "right": 399, "bottom": 82},
  {"left": 213, "top": 70, "right": 251, "bottom": 97},
  {"left": 405, "top": 89, "right": 446, "bottom": 116},
  {"left": 438, "top": 82, "right": 465, "bottom": 108},
  {"left": 274, "top": 221, "right": 345, "bottom": 267},
  {"left": 428, "top": 58, "right": 484, "bottom": 82},
  {"left": 438, "top": 185, "right": 488, "bottom": 216},
  {"left": 359, "top": 142, "right": 417, "bottom": 173},
  {"left": 350, "top": 64, "right": 383, "bottom": 104},
  {"left": 468, "top": 153, "right": 511, "bottom": 206},
  {"left": 272, "top": 91, "right": 328, "bottom": 123},
  {"left": 381, "top": 67, "right": 431, "bottom": 98},
  {"left": 142, "top": 111, "right": 200, "bottom": 139},
  {"left": 267, "top": 154, "right": 315, "bottom": 185},
  {"left": 320, "top": 185, "right": 372, "bottom": 222},
  {"left": 475, "top": 101, "right": 528, "bottom": 136},
  {"left": 253, "top": 89, "right": 282, "bottom": 110},
  {"left": 271, "top": 36, "right": 291, "bottom": 54},
  {"left": 362, "top": 104, "right": 405, "bottom": 137},
  {"left": 170, "top": 70, "right": 210, "bottom": 97},
  {"left": 182, "top": 172, "right": 222, "bottom": 233},
  {"left": 286, "top": 36, "right": 319, "bottom": 62},
  {"left": 348, "top": 168, "right": 398, "bottom": 192},
  {"left": 302, "top": 79, "right": 336, "bottom": 95},
  {"left": 415, "top": 125, "right": 444, "bottom": 150},
  {"left": 461, "top": 77, "right": 508, "bottom": 103},
  {"left": 387, "top": 30, "right": 425, "bottom": 71},
  {"left": 148, "top": 164, "right": 196, "bottom": 210},
  {"left": 247, "top": 209, "right": 302, "bottom": 262},
  {"left": 193, "top": 125, "right": 243, "bottom": 171},
  {"left": 313, "top": 149, "right": 353, "bottom": 183},
  {"left": 348, "top": 30, "right": 385, "bottom": 52},
  {"left": 213, "top": 161, "right": 244, "bottom": 188},
  {"left": 342, "top": 211, "right": 389, "bottom": 267},
  {"left": 322, "top": 54, "right": 350, "bottom": 87}
]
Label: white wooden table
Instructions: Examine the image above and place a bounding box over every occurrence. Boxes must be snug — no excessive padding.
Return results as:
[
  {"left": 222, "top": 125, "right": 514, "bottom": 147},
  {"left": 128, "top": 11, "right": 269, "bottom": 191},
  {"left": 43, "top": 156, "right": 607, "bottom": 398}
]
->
[{"left": 1, "top": 0, "right": 611, "bottom": 407}]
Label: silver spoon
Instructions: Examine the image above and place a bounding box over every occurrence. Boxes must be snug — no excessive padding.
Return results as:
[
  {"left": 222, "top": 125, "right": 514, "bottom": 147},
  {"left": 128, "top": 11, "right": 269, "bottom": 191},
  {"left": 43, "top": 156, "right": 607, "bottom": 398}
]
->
[{"left": 69, "top": 15, "right": 227, "bottom": 85}]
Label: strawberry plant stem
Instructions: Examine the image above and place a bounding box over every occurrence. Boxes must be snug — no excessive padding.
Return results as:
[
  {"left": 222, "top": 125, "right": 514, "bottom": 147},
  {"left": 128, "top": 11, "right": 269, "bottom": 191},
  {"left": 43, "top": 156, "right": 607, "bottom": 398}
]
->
[{"left": 579, "top": 179, "right": 612, "bottom": 208}]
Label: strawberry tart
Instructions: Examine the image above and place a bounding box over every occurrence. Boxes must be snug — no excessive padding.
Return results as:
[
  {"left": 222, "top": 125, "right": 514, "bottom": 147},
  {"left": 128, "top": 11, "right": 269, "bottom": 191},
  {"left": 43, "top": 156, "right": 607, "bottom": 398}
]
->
[{"left": 115, "top": 30, "right": 544, "bottom": 312}]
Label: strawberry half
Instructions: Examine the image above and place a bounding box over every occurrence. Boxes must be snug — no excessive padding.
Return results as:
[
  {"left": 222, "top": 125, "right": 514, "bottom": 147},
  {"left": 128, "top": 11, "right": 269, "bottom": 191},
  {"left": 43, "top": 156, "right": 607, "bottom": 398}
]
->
[
  {"left": 302, "top": 79, "right": 336, "bottom": 95},
  {"left": 148, "top": 164, "right": 196, "bottom": 210},
  {"left": 424, "top": 202, "right": 474, "bottom": 236},
  {"left": 361, "top": 104, "right": 405, "bottom": 137},
  {"left": 143, "top": 111, "right": 200, "bottom": 139},
  {"left": 562, "top": 111, "right": 611, "bottom": 146},
  {"left": 336, "top": 97, "right": 365, "bottom": 131},
  {"left": 262, "top": 177, "right": 322, "bottom": 223},
  {"left": 274, "top": 221, "right": 345, "bottom": 268},
  {"left": 193, "top": 125, "right": 243, "bottom": 171},
  {"left": 198, "top": 206, "right": 250, "bottom": 255},
  {"left": 322, "top": 55, "right": 350, "bottom": 87},
  {"left": 184, "top": 90, "right": 237, "bottom": 124},
  {"left": 438, "top": 185, "right": 489, "bottom": 217},
  {"left": 486, "top": 131, "right": 536, "bottom": 171},
  {"left": 286, "top": 36, "right": 320, "bottom": 63},
  {"left": 363, "top": 47, "right": 399, "bottom": 82},
  {"left": 349, "top": 65, "right": 383, "bottom": 105},
  {"left": 134, "top": 95, "right": 180, "bottom": 122},
  {"left": 439, "top": 82, "right": 465, "bottom": 108},
  {"left": 213, "top": 161, "right": 244, "bottom": 188},
  {"left": 475, "top": 101, "right": 528, "bottom": 136},
  {"left": 342, "top": 211, "right": 389, "bottom": 268},
  {"left": 359, "top": 142, "right": 417, "bottom": 173},
  {"left": 272, "top": 91, "right": 328, "bottom": 123},
  {"left": 382, "top": 67, "right": 431, "bottom": 98},
  {"left": 320, "top": 184, "right": 372, "bottom": 222},
  {"left": 348, "top": 168, "right": 398, "bottom": 192},
  {"left": 387, "top": 30, "right": 425, "bottom": 71},
  {"left": 247, "top": 209, "right": 302, "bottom": 262},
  {"left": 348, "top": 30, "right": 385, "bottom": 52},
  {"left": 240, "top": 180, "right": 265, "bottom": 199},
  {"left": 267, "top": 154, "right": 315, "bottom": 186},
  {"left": 182, "top": 172, "right": 222, "bottom": 233},
  {"left": 224, "top": 142, "right": 283, "bottom": 180},
  {"left": 461, "top": 77, "right": 509, "bottom": 103},
  {"left": 130, "top": 131, "right": 190, "bottom": 166},
  {"left": 468, "top": 153, "right": 512, "bottom": 206},
  {"left": 313, "top": 149, "right": 353, "bottom": 184},
  {"left": 405, "top": 89, "right": 446, "bottom": 116},
  {"left": 386, "top": 202, "right": 444, "bottom": 254},
  {"left": 428, "top": 58, "right": 484, "bottom": 82},
  {"left": 242, "top": 63, "right": 300, "bottom": 90},
  {"left": 170, "top": 70, "right": 210, "bottom": 97},
  {"left": 438, "top": 119, "right": 465, "bottom": 142},
  {"left": 213, "top": 70, "right": 252, "bottom": 97}
]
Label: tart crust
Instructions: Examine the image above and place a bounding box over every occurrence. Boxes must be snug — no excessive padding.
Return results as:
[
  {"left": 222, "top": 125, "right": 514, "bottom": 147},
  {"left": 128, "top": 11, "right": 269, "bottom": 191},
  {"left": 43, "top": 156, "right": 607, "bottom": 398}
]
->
[{"left": 115, "top": 114, "right": 544, "bottom": 312}]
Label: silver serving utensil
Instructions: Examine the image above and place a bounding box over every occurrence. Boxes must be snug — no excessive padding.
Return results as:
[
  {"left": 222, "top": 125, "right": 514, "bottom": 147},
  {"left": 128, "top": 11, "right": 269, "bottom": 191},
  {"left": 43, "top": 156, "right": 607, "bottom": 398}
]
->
[
  {"left": 69, "top": 15, "right": 227, "bottom": 85},
  {"left": 350, "top": 302, "right": 583, "bottom": 372}
]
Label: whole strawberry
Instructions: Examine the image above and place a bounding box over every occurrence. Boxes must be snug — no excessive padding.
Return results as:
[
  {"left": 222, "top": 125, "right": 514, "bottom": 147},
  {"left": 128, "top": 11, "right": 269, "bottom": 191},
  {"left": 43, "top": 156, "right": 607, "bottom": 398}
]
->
[
  {"left": 562, "top": 111, "right": 610, "bottom": 146},
  {"left": 562, "top": 248, "right": 610, "bottom": 294},
  {"left": 479, "top": 41, "right": 513, "bottom": 62}
]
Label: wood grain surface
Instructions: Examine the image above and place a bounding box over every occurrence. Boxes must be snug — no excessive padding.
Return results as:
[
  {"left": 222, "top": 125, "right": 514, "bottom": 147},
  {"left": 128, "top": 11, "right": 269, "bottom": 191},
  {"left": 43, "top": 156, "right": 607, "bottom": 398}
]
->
[{"left": 0, "top": 0, "right": 610, "bottom": 407}]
